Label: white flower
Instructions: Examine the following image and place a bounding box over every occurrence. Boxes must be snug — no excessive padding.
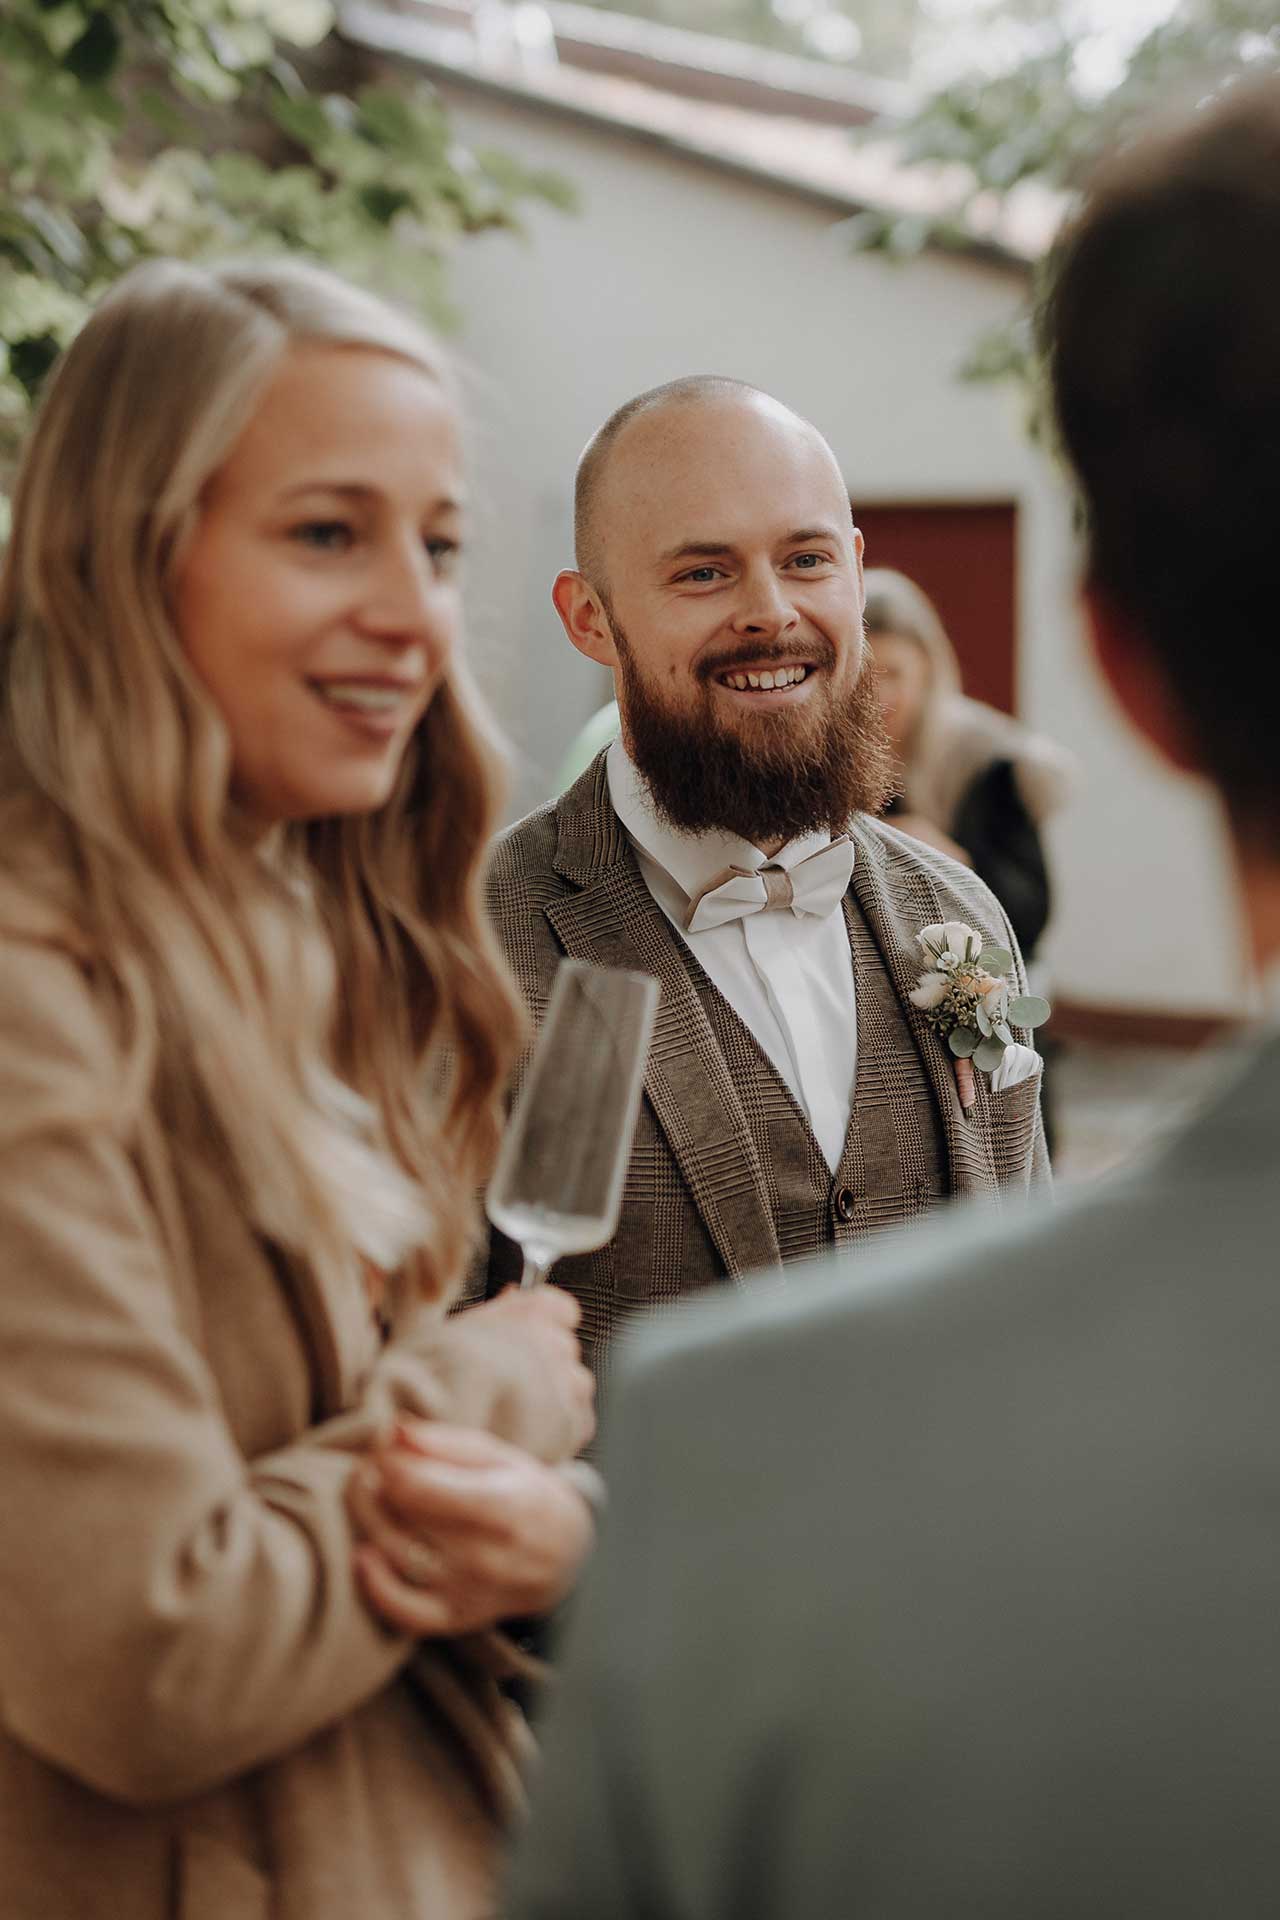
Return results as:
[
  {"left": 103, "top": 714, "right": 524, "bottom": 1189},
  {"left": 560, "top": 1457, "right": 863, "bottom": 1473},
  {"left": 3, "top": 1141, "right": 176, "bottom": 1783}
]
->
[
  {"left": 917, "top": 920, "right": 982, "bottom": 966},
  {"left": 908, "top": 970, "right": 950, "bottom": 1010}
]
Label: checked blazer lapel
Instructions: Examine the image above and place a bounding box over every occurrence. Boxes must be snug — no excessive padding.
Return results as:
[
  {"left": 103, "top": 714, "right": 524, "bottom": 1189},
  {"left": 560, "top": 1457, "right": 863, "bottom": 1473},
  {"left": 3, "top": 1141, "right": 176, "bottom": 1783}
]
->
[
  {"left": 545, "top": 765, "right": 781, "bottom": 1281},
  {"left": 846, "top": 816, "right": 1002, "bottom": 1200}
]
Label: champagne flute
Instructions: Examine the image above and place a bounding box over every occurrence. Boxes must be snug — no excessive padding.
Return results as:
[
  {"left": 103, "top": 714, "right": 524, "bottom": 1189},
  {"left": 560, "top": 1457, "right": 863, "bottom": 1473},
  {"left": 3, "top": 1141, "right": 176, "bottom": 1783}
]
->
[{"left": 486, "top": 959, "right": 660, "bottom": 1288}]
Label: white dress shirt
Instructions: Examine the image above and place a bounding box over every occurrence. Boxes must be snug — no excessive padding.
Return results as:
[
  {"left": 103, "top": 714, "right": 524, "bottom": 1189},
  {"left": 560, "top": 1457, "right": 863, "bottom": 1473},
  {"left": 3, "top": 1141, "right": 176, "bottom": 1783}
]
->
[{"left": 607, "top": 741, "right": 857, "bottom": 1170}]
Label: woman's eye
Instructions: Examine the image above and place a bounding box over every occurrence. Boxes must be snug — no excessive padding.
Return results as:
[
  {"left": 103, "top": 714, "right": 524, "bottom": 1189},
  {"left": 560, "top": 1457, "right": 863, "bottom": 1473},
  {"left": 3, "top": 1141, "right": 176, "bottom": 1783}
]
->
[
  {"left": 426, "top": 536, "right": 461, "bottom": 577},
  {"left": 293, "top": 521, "right": 354, "bottom": 552}
]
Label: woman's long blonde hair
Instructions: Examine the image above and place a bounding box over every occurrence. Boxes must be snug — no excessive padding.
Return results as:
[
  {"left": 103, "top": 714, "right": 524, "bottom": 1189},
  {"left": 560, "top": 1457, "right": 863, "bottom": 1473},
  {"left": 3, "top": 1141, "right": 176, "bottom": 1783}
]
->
[
  {"left": 0, "top": 257, "right": 525, "bottom": 1304},
  {"left": 863, "top": 565, "right": 1075, "bottom": 834}
]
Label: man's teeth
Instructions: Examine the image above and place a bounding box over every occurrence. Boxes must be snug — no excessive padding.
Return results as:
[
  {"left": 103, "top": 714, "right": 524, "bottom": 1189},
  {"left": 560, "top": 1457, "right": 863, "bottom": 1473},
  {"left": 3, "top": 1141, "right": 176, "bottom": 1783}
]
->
[
  {"left": 722, "top": 665, "right": 810, "bottom": 692},
  {"left": 313, "top": 683, "right": 406, "bottom": 712}
]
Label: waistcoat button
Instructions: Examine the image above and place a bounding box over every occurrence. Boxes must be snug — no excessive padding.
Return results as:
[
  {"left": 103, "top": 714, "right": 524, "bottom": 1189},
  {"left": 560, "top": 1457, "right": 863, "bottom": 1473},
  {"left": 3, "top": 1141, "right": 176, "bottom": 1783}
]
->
[{"left": 833, "top": 1185, "right": 856, "bottom": 1224}]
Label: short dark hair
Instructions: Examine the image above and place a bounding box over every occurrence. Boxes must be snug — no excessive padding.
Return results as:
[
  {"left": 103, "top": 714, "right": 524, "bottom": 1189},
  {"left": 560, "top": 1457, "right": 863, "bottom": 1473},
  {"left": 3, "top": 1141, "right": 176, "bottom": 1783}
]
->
[
  {"left": 1043, "top": 76, "right": 1280, "bottom": 845},
  {"left": 573, "top": 375, "right": 762, "bottom": 592}
]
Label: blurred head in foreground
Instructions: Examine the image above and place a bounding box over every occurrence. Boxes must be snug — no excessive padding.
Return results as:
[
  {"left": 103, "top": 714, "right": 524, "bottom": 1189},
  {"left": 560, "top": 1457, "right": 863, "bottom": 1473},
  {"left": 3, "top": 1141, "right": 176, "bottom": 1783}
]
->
[{"left": 1045, "top": 75, "right": 1280, "bottom": 889}]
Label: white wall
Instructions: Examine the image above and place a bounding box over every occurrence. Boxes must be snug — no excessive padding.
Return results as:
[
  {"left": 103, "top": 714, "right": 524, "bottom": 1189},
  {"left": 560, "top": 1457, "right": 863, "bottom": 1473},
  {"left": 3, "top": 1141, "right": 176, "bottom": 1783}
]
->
[{"left": 436, "top": 84, "right": 1244, "bottom": 1014}]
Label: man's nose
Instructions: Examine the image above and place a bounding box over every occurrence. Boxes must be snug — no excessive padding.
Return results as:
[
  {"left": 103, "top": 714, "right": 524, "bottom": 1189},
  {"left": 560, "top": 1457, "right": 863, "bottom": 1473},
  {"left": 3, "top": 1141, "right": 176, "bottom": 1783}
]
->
[{"left": 730, "top": 568, "right": 800, "bottom": 638}]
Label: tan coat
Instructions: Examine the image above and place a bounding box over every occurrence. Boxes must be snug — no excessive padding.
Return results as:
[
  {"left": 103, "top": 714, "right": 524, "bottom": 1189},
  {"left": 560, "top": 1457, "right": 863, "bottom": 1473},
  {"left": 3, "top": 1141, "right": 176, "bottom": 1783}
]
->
[{"left": 0, "top": 872, "right": 579, "bottom": 1920}]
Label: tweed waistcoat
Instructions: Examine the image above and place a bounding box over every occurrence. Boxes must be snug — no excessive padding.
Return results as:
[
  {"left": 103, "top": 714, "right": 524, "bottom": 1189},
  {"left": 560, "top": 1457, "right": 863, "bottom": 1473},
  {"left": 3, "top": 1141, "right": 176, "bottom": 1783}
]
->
[
  {"left": 690, "top": 896, "right": 947, "bottom": 1268},
  {"left": 467, "top": 756, "right": 1051, "bottom": 1383}
]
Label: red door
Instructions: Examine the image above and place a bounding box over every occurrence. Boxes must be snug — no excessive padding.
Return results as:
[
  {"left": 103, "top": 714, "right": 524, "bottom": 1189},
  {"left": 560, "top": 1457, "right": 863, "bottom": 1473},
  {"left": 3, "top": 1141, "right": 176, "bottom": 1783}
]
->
[{"left": 853, "top": 501, "right": 1019, "bottom": 716}]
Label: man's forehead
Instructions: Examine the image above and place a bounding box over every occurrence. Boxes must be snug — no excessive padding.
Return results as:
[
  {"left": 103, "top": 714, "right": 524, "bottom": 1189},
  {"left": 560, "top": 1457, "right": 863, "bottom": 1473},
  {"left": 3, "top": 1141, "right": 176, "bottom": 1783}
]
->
[
  {"left": 615, "top": 390, "right": 830, "bottom": 472},
  {"left": 606, "top": 397, "right": 848, "bottom": 532}
]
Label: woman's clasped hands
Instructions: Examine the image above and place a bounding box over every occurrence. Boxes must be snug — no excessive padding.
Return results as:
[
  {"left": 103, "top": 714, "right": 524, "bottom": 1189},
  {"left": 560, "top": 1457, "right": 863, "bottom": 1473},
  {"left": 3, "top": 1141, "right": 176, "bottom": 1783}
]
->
[{"left": 348, "top": 1284, "right": 597, "bottom": 1637}]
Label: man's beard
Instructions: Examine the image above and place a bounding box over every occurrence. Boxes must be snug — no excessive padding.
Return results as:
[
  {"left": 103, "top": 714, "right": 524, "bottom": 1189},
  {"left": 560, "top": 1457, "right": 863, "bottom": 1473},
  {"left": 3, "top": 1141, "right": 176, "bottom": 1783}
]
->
[{"left": 612, "top": 620, "right": 895, "bottom": 844}]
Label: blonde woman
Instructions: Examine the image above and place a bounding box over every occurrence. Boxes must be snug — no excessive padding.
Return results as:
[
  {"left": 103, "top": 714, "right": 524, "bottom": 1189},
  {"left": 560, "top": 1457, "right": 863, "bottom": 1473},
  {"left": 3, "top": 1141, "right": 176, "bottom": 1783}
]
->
[
  {"left": 0, "top": 258, "right": 595, "bottom": 1920},
  {"left": 863, "top": 567, "right": 1076, "bottom": 967}
]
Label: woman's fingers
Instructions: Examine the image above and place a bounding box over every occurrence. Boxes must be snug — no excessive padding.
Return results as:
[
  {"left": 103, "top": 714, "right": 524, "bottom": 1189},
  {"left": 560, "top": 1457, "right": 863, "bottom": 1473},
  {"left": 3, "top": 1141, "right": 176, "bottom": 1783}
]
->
[
  {"left": 346, "top": 1461, "right": 446, "bottom": 1589},
  {"left": 354, "top": 1544, "right": 453, "bottom": 1637},
  {"left": 376, "top": 1447, "right": 528, "bottom": 1540},
  {"left": 348, "top": 1430, "right": 596, "bottom": 1633},
  {"left": 387, "top": 1420, "right": 528, "bottom": 1467}
]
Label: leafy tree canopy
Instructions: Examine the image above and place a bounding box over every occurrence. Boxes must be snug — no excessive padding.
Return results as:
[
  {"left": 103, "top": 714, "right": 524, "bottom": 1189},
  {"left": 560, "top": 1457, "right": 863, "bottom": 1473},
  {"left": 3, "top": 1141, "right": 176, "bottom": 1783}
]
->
[
  {"left": 846, "top": 0, "right": 1280, "bottom": 419},
  {"left": 570, "top": 0, "right": 924, "bottom": 78},
  {"left": 0, "top": 0, "right": 574, "bottom": 464}
]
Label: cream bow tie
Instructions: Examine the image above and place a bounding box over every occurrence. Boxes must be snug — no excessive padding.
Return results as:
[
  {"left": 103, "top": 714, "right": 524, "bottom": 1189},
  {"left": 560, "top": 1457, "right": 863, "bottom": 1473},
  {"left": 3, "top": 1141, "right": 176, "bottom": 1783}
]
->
[{"left": 685, "top": 835, "right": 854, "bottom": 934}]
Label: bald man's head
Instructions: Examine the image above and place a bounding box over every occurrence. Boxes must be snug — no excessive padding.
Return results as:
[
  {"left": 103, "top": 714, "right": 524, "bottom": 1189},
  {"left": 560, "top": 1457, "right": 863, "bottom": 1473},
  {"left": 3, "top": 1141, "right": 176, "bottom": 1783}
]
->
[
  {"left": 552, "top": 378, "right": 891, "bottom": 841},
  {"left": 574, "top": 376, "right": 843, "bottom": 596}
]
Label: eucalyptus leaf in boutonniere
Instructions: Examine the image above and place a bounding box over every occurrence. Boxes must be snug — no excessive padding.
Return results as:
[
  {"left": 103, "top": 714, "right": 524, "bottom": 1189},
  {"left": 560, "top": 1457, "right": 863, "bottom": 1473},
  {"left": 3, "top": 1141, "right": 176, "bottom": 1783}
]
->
[{"left": 908, "top": 920, "right": 1050, "bottom": 1112}]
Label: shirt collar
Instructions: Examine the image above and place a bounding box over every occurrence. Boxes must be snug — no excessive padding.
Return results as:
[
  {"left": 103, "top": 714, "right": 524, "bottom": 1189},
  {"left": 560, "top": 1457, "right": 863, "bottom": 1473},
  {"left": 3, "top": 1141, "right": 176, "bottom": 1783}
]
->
[{"left": 605, "top": 738, "right": 842, "bottom": 910}]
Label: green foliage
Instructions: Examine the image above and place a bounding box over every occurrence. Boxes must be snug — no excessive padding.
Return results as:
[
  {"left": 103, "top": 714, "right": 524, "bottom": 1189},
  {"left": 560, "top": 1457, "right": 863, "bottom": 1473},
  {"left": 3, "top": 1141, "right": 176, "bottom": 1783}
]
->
[
  {"left": 850, "top": 0, "right": 1280, "bottom": 422},
  {"left": 0, "top": 0, "right": 574, "bottom": 466},
  {"left": 571, "top": 0, "right": 923, "bottom": 78}
]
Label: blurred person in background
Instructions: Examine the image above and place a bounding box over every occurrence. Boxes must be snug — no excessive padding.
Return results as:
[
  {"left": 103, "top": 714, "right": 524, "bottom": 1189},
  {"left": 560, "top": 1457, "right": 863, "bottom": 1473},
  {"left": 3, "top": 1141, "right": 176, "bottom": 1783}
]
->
[
  {"left": 865, "top": 566, "right": 1075, "bottom": 965},
  {"left": 504, "top": 74, "right": 1280, "bottom": 1920},
  {"left": 0, "top": 256, "right": 595, "bottom": 1920},
  {"left": 865, "top": 566, "right": 1075, "bottom": 1143}
]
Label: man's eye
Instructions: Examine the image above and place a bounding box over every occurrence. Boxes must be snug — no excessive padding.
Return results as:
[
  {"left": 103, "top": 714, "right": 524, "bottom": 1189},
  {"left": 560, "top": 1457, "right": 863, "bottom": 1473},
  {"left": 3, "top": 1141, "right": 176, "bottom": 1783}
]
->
[
  {"left": 426, "top": 536, "right": 461, "bottom": 577},
  {"left": 681, "top": 565, "right": 724, "bottom": 584},
  {"left": 293, "top": 521, "right": 354, "bottom": 552},
  {"left": 790, "top": 552, "right": 826, "bottom": 570}
]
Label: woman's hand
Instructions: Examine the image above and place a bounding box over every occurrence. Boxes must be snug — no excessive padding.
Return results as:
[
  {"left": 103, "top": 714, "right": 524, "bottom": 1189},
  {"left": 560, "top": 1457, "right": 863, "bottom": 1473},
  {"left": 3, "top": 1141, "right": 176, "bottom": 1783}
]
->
[
  {"left": 449, "top": 1282, "right": 597, "bottom": 1459},
  {"left": 347, "top": 1420, "right": 595, "bottom": 1638}
]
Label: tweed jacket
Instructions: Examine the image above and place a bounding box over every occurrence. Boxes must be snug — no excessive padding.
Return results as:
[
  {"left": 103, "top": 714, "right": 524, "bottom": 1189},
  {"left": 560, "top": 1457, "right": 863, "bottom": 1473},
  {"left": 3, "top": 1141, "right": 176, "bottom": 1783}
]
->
[
  {"left": 466, "top": 755, "right": 1049, "bottom": 1369},
  {"left": 0, "top": 862, "right": 583, "bottom": 1920}
]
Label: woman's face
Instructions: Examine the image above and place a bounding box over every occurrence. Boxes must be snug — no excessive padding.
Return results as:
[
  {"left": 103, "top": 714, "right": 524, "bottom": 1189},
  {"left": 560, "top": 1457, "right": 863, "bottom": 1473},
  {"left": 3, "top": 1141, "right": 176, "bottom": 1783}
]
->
[
  {"left": 174, "top": 342, "right": 464, "bottom": 828},
  {"left": 868, "top": 629, "right": 930, "bottom": 752}
]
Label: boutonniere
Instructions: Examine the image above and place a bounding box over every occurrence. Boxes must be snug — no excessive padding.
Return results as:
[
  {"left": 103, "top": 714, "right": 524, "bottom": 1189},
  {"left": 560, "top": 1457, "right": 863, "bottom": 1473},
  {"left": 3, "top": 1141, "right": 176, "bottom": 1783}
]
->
[{"left": 908, "top": 920, "right": 1050, "bottom": 1112}]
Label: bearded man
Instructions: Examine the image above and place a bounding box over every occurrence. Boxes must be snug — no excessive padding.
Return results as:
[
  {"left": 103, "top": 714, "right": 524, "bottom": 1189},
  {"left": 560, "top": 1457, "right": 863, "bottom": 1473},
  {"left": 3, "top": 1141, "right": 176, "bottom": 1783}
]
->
[{"left": 467, "top": 378, "right": 1047, "bottom": 1376}]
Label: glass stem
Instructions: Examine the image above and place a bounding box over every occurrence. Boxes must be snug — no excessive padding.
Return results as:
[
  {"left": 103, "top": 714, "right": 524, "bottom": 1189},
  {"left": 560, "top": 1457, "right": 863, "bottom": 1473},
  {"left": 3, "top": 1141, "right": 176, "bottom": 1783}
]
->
[{"left": 519, "top": 1254, "right": 551, "bottom": 1290}]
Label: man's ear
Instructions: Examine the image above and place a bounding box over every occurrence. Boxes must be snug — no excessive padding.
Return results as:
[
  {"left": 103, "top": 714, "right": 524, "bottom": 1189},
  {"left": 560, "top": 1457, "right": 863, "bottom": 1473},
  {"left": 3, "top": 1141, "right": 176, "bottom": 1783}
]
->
[
  {"left": 1084, "top": 583, "right": 1202, "bottom": 776},
  {"left": 552, "top": 570, "right": 619, "bottom": 668}
]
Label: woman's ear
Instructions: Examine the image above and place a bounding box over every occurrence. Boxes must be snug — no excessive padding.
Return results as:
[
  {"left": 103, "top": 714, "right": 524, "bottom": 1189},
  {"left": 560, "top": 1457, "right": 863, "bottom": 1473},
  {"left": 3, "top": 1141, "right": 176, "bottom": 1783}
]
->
[
  {"left": 1084, "top": 584, "right": 1202, "bottom": 776},
  {"left": 552, "top": 571, "right": 619, "bottom": 668}
]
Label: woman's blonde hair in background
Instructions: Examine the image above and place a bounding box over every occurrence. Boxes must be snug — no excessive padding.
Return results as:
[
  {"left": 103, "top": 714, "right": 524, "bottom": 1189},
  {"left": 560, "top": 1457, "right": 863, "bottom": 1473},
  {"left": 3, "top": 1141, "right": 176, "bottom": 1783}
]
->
[{"left": 0, "top": 256, "right": 526, "bottom": 1304}]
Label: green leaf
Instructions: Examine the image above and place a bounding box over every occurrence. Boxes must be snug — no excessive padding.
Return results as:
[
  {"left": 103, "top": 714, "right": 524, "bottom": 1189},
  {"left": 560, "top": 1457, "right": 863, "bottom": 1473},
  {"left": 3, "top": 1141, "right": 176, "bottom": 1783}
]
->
[
  {"left": 357, "top": 88, "right": 423, "bottom": 152},
  {"left": 62, "top": 12, "right": 120, "bottom": 84},
  {"left": 948, "top": 1026, "right": 980, "bottom": 1058},
  {"left": 270, "top": 92, "right": 337, "bottom": 150},
  {"left": 977, "top": 946, "right": 1013, "bottom": 974},
  {"left": 1008, "top": 994, "right": 1051, "bottom": 1029},
  {"left": 8, "top": 331, "right": 61, "bottom": 399},
  {"left": 358, "top": 183, "right": 413, "bottom": 226},
  {"left": 976, "top": 1002, "right": 993, "bottom": 1037},
  {"left": 137, "top": 87, "right": 189, "bottom": 139},
  {"left": 974, "top": 1035, "right": 1007, "bottom": 1074}
]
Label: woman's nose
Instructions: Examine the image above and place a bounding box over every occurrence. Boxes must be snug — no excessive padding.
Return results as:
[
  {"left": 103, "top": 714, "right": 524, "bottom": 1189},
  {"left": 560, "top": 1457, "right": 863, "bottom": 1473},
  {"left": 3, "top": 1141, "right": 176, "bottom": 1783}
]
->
[{"left": 359, "top": 541, "right": 455, "bottom": 668}]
